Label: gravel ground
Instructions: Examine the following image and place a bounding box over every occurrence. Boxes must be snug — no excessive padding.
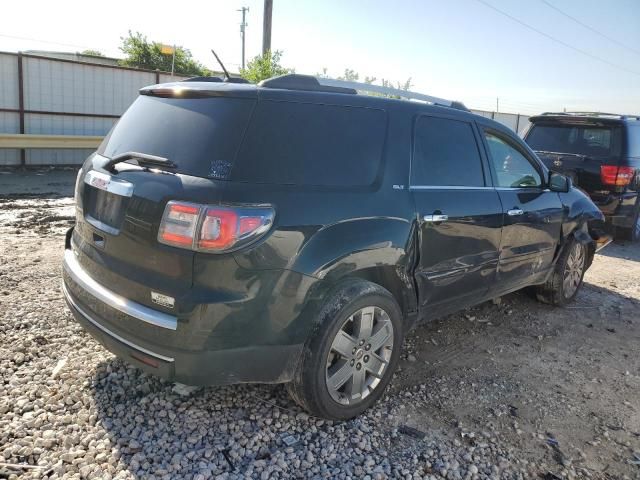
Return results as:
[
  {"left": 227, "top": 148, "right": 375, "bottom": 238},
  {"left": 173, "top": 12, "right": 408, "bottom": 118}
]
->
[{"left": 1, "top": 169, "right": 639, "bottom": 480}]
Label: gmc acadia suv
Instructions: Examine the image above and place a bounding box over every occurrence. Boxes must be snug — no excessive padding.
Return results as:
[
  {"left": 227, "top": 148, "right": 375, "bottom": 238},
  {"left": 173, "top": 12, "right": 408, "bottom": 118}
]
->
[{"left": 63, "top": 74, "right": 605, "bottom": 420}]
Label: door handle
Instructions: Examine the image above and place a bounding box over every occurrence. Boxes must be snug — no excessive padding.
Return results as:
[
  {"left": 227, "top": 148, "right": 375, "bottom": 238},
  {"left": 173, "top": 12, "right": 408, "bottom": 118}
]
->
[
  {"left": 423, "top": 214, "right": 449, "bottom": 223},
  {"left": 507, "top": 208, "right": 524, "bottom": 216}
]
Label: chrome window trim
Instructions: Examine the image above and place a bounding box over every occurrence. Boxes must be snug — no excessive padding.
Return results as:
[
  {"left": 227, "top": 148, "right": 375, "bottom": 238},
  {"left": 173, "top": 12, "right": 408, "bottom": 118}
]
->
[
  {"left": 63, "top": 249, "right": 178, "bottom": 331},
  {"left": 494, "top": 187, "right": 548, "bottom": 192},
  {"left": 84, "top": 169, "right": 134, "bottom": 198},
  {"left": 409, "top": 185, "right": 493, "bottom": 191},
  {"left": 62, "top": 281, "right": 175, "bottom": 363}
]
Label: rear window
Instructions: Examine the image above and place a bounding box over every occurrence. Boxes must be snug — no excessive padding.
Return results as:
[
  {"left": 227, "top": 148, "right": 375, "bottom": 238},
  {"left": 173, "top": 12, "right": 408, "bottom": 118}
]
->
[
  {"left": 98, "top": 95, "right": 255, "bottom": 178},
  {"left": 231, "top": 100, "right": 386, "bottom": 186},
  {"left": 411, "top": 116, "right": 485, "bottom": 187},
  {"left": 526, "top": 123, "right": 622, "bottom": 157}
]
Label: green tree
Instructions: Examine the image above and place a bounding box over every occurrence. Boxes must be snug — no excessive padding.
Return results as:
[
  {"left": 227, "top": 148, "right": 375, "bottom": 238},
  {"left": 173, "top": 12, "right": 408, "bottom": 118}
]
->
[
  {"left": 80, "top": 49, "right": 104, "bottom": 57},
  {"left": 241, "top": 50, "right": 292, "bottom": 84},
  {"left": 118, "top": 31, "right": 209, "bottom": 76},
  {"left": 320, "top": 68, "right": 412, "bottom": 98}
]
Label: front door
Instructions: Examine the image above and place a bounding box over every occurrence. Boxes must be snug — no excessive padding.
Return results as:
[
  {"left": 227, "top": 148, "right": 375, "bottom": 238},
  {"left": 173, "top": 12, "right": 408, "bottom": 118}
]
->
[
  {"left": 411, "top": 114, "right": 503, "bottom": 320},
  {"left": 480, "top": 128, "right": 564, "bottom": 292}
]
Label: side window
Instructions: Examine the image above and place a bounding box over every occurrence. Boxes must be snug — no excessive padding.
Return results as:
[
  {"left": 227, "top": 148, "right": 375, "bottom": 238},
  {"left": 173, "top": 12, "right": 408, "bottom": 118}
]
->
[
  {"left": 411, "top": 116, "right": 485, "bottom": 187},
  {"left": 484, "top": 131, "right": 542, "bottom": 188}
]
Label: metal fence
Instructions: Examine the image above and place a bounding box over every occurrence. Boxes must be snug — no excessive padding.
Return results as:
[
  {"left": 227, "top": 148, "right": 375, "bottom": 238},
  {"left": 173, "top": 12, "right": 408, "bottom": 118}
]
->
[
  {"left": 0, "top": 51, "right": 188, "bottom": 166},
  {"left": 0, "top": 51, "right": 531, "bottom": 166}
]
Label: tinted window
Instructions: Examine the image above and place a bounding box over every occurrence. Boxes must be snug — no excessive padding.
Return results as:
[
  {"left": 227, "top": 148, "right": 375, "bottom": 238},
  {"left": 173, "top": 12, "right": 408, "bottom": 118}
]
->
[
  {"left": 411, "top": 116, "right": 484, "bottom": 186},
  {"left": 485, "top": 132, "right": 542, "bottom": 188},
  {"left": 232, "top": 101, "right": 386, "bottom": 186},
  {"left": 99, "top": 95, "right": 255, "bottom": 179},
  {"left": 626, "top": 124, "right": 640, "bottom": 158},
  {"left": 526, "top": 124, "right": 622, "bottom": 157}
]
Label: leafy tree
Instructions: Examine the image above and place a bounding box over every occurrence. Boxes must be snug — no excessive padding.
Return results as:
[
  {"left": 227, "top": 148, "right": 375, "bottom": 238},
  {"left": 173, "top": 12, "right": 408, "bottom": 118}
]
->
[
  {"left": 80, "top": 49, "right": 104, "bottom": 57},
  {"left": 118, "top": 31, "right": 209, "bottom": 76},
  {"left": 319, "top": 68, "right": 412, "bottom": 98},
  {"left": 241, "top": 50, "right": 293, "bottom": 84}
]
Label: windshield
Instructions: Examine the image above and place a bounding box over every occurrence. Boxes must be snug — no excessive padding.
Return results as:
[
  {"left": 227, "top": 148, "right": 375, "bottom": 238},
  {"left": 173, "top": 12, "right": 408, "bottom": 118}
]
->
[{"left": 526, "top": 124, "right": 622, "bottom": 157}]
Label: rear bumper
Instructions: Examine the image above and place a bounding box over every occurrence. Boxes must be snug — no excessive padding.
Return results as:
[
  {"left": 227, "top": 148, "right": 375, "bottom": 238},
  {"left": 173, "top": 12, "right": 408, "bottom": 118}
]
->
[
  {"left": 590, "top": 191, "right": 638, "bottom": 228},
  {"left": 62, "top": 245, "right": 303, "bottom": 386}
]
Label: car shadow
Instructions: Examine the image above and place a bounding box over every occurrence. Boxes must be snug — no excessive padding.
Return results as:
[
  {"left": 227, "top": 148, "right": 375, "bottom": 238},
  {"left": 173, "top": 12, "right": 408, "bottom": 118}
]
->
[
  {"left": 596, "top": 240, "right": 640, "bottom": 262},
  {"left": 90, "top": 360, "right": 315, "bottom": 478}
]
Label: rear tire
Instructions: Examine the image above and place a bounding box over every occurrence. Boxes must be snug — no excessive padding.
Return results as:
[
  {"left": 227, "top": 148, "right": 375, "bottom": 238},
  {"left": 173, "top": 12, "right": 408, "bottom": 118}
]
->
[
  {"left": 536, "top": 238, "right": 587, "bottom": 306},
  {"left": 287, "top": 280, "right": 403, "bottom": 420}
]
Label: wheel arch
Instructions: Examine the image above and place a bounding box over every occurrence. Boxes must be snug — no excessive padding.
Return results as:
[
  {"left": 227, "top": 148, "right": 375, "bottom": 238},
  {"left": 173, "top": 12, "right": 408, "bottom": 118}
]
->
[{"left": 289, "top": 217, "right": 419, "bottom": 328}]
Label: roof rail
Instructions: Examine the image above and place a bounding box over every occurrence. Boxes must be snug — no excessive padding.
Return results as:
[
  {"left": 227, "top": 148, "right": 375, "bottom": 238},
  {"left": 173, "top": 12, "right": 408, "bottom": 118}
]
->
[
  {"left": 317, "top": 77, "right": 469, "bottom": 110},
  {"left": 259, "top": 74, "right": 468, "bottom": 111}
]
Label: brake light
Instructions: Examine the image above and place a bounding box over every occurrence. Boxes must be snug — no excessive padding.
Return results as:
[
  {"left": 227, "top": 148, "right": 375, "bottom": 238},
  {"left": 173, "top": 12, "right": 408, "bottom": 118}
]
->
[
  {"left": 158, "top": 201, "right": 274, "bottom": 253},
  {"left": 600, "top": 165, "right": 635, "bottom": 187},
  {"left": 158, "top": 203, "right": 200, "bottom": 247}
]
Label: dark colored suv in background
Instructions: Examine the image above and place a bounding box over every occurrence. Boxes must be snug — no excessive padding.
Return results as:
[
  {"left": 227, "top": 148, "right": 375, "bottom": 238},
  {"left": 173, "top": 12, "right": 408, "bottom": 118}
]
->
[
  {"left": 525, "top": 112, "right": 640, "bottom": 241},
  {"left": 63, "top": 74, "right": 605, "bottom": 420}
]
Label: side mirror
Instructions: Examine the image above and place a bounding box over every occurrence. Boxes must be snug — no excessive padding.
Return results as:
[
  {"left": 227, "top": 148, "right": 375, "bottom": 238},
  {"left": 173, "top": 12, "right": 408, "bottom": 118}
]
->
[{"left": 549, "top": 171, "right": 570, "bottom": 193}]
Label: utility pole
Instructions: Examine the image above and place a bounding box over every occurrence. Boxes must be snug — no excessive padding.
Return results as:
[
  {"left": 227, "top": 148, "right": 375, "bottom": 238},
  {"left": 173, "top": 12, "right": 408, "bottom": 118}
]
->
[
  {"left": 238, "top": 7, "right": 249, "bottom": 70},
  {"left": 496, "top": 97, "right": 499, "bottom": 113},
  {"left": 262, "top": 0, "right": 273, "bottom": 56}
]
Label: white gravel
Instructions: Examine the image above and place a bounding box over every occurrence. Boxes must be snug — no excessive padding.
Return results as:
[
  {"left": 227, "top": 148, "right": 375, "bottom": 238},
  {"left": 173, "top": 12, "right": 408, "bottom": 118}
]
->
[{"left": 1, "top": 172, "right": 639, "bottom": 479}]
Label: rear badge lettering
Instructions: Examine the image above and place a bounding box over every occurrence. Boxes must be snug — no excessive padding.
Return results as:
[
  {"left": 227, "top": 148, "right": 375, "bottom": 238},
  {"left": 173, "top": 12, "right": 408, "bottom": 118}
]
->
[{"left": 151, "top": 292, "right": 175, "bottom": 309}]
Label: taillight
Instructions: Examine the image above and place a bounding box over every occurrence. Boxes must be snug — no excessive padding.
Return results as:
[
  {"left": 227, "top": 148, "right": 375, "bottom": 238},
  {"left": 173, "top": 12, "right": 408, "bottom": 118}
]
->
[
  {"left": 600, "top": 165, "right": 635, "bottom": 187},
  {"left": 158, "top": 201, "right": 274, "bottom": 253}
]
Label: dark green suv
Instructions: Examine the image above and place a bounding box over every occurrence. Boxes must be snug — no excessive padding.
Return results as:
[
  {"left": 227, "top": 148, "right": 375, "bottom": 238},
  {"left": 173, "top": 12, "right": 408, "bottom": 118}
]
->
[{"left": 63, "top": 75, "right": 605, "bottom": 420}]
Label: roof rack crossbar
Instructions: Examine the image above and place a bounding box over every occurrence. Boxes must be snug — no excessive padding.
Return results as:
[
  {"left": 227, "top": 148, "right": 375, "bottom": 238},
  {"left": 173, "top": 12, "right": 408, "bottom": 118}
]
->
[{"left": 316, "top": 77, "right": 454, "bottom": 108}]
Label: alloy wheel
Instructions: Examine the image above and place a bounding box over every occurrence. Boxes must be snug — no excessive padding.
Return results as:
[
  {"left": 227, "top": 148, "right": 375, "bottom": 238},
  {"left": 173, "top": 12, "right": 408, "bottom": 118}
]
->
[
  {"left": 325, "top": 306, "right": 394, "bottom": 405},
  {"left": 563, "top": 242, "right": 585, "bottom": 298}
]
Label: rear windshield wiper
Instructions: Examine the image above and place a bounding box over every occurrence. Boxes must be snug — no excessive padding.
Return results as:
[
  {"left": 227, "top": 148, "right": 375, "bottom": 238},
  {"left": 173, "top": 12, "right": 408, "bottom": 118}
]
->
[
  {"left": 535, "top": 150, "right": 586, "bottom": 158},
  {"left": 104, "top": 152, "right": 177, "bottom": 172}
]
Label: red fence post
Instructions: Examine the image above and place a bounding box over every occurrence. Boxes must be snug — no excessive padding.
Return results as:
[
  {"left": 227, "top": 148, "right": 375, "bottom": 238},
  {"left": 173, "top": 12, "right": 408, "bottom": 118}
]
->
[{"left": 17, "top": 52, "right": 25, "bottom": 167}]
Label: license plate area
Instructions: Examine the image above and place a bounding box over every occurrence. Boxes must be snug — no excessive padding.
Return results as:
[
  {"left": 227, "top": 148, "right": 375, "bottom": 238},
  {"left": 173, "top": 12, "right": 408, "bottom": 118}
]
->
[{"left": 83, "top": 170, "right": 134, "bottom": 235}]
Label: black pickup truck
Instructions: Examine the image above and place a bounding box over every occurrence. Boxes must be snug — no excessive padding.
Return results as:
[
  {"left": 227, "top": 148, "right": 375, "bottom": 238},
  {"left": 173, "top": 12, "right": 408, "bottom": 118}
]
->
[{"left": 524, "top": 112, "right": 640, "bottom": 241}]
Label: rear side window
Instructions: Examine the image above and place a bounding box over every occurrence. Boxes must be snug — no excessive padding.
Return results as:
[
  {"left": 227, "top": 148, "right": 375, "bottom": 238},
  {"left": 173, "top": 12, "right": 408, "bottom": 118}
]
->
[
  {"left": 526, "top": 124, "right": 622, "bottom": 157},
  {"left": 99, "top": 95, "right": 255, "bottom": 179},
  {"left": 626, "top": 124, "right": 640, "bottom": 158},
  {"left": 411, "top": 116, "right": 484, "bottom": 187},
  {"left": 232, "top": 101, "right": 386, "bottom": 186}
]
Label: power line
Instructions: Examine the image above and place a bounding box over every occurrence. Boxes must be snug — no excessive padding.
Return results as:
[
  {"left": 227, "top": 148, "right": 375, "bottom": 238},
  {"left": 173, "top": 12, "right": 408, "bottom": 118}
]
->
[
  {"left": 540, "top": 0, "right": 640, "bottom": 57},
  {"left": 0, "top": 33, "right": 94, "bottom": 51},
  {"left": 474, "top": 0, "right": 640, "bottom": 77}
]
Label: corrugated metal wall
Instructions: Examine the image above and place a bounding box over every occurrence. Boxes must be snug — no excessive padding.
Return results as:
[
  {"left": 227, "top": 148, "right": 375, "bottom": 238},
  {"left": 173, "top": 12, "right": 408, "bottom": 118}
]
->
[
  {"left": 0, "top": 52, "right": 534, "bottom": 166},
  {"left": 0, "top": 52, "right": 20, "bottom": 165},
  {"left": 0, "top": 52, "right": 189, "bottom": 166},
  {"left": 471, "top": 109, "right": 531, "bottom": 136}
]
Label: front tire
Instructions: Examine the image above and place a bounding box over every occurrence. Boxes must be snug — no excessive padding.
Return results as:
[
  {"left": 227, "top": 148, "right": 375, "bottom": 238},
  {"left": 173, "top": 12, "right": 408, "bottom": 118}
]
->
[
  {"left": 536, "top": 238, "right": 587, "bottom": 306},
  {"left": 287, "top": 280, "right": 403, "bottom": 420}
]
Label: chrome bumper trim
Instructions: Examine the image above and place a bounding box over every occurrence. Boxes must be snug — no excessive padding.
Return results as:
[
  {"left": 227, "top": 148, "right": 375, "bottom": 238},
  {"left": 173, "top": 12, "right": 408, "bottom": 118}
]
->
[
  {"left": 63, "top": 249, "right": 178, "bottom": 331},
  {"left": 62, "top": 281, "right": 175, "bottom": 363}
]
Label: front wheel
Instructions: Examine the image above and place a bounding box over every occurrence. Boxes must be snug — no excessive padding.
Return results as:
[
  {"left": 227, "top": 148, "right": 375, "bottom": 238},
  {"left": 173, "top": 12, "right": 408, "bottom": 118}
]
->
[
  {"left": 287, "top": 280, "right": 403, "bottom": 420},
  {"left": 536, "top": 238, "right": 587, "bottom": 306}
]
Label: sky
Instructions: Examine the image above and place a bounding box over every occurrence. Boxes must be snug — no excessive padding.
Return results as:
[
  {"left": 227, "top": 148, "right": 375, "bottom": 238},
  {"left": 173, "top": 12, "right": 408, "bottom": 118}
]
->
[{"left": 1, "top": 0, "right": 639, "bottom": 115}]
